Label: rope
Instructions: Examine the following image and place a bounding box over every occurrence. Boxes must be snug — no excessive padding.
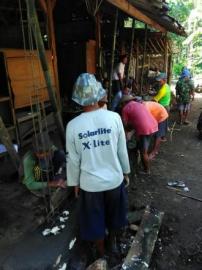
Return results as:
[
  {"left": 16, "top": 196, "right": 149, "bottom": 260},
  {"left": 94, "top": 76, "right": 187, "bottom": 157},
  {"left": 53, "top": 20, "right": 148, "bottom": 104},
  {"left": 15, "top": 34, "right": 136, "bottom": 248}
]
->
[
  {"left": 18, "top": 0, "right": 55, "bottom": 218},
  {"left": 85, "top": 0, "right": 103, "bottom": 16}
]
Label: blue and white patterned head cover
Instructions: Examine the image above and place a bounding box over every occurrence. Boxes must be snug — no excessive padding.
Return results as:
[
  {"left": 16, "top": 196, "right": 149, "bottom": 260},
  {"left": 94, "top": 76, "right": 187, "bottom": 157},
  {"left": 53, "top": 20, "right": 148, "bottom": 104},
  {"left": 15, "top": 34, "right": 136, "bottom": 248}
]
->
[
  {"left": 180, "top": 68, "right": 191, "bottom": 79},
  {"left": 72, "top": 73, "right": 106, "bottom": 106}
]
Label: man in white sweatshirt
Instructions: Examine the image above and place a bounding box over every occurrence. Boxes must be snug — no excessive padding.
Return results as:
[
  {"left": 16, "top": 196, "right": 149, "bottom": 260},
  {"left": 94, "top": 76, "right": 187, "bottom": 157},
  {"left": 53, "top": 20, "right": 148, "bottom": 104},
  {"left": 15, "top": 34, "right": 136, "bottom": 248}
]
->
[{"left": 66, "top": 73, "right": 130, "bottom": 258}]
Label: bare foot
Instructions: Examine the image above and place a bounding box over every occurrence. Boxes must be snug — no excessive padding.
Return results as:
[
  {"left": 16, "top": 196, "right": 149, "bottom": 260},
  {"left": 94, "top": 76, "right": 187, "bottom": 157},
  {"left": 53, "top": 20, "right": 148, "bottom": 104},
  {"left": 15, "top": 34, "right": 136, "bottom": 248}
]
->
[{"left": 149, "top": 152, "right": 156, "bottom": 160}]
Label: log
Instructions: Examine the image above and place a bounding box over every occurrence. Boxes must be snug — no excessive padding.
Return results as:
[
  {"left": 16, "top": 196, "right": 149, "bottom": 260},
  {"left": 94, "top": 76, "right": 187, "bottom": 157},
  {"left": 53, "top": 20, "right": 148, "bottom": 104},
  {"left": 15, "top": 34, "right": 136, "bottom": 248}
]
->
[
  {"left": 127, "top": 209, "right": 144, "bottom": 224},
  {"left": 121, "top": 205, "right": 164, "bottom": 270}
]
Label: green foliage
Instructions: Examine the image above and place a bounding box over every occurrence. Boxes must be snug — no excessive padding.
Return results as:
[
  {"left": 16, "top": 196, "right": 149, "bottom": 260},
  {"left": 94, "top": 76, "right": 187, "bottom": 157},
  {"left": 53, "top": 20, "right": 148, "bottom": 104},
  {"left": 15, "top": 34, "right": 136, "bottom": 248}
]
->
[
  {"left": 168, "top": 0, "right": 202, "bottom": 75},
  {"left": 168, "top": 0, "right": 193, "bottom": 24},
  {"left": 173, "top": 63, "right": 185, "bottom": 76}
]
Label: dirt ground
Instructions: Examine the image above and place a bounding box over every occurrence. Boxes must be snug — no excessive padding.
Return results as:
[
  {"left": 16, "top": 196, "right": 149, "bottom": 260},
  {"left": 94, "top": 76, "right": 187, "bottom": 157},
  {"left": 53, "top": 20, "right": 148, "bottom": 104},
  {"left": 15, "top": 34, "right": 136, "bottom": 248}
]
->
[
  {"left": 0, "top": 95, "right": 202, "bottom": 270},
  {"left": 128, "top": 94, "right": 202, "bottom": 270}
]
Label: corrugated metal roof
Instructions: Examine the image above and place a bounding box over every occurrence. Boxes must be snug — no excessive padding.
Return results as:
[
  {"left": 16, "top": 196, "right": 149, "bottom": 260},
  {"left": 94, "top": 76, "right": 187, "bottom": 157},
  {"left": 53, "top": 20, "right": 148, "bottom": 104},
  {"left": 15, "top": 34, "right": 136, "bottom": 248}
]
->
[{"left": 128, "top": 0, "right": 187, "bottom": 36}]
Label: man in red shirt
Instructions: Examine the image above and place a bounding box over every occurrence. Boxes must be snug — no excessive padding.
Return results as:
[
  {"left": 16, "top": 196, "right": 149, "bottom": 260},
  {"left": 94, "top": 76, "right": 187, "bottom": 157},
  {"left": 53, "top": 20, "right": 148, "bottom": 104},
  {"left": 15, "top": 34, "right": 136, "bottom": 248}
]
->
[{"left": 121, "top": 95, "right": 158, "bottom": 174}]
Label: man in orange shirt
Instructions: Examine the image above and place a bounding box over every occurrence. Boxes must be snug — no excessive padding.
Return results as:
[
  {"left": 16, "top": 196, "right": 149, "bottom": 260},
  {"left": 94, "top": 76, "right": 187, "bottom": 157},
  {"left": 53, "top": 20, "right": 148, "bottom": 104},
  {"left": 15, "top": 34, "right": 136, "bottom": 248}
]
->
[{"left": 143, "top": 101, "right": 168, "bottom": 159}]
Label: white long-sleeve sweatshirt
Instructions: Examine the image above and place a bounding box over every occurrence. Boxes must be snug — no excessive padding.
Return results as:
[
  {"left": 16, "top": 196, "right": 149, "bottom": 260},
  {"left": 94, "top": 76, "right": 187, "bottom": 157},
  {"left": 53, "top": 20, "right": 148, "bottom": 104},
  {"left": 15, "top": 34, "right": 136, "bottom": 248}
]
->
[{"left": 66, "top": 108, "right": 130, "bottom": 192}]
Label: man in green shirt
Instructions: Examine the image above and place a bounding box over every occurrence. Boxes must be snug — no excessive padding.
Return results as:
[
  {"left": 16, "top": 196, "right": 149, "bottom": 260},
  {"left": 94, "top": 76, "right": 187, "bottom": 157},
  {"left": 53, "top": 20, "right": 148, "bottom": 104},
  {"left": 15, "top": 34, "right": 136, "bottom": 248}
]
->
[
  {"left": 23, "top": 132, "right": 66, "bottom": 196},
  {"left": 153, "top": 73, "right": 171, "bottom": 141},
  {"left": 176, "top": 69, "right": 195, "bottom": 125},
  {"left": 153, "top": 73, "right": 171, "bottom": 111}
]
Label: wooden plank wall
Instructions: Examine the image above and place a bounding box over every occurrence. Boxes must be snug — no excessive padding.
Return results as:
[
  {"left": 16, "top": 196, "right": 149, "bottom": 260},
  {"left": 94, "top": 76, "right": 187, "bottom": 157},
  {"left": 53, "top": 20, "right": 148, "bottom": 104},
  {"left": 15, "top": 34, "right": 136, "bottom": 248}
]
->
[{"left": 1, "top": 49, "right": 56, "bottom": 109}]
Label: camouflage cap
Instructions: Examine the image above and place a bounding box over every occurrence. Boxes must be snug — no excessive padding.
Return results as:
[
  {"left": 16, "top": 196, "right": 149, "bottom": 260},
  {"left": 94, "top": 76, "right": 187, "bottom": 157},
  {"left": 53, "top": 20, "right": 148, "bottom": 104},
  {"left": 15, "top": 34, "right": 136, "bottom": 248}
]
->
[{"left": 156, "top": 73, "right": 167, "bottom": 81}]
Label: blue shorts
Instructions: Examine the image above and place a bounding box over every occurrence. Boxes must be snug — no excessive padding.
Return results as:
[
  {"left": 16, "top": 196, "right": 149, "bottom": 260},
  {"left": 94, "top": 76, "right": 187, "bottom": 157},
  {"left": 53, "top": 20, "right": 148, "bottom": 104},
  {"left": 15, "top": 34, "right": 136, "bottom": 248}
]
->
[
  {"left": 156, "top": 120, "right": 167, "bottom": 138},
  {"left": 79, "top": 182, "right": 127, "bottom": 241},
  {"left": 178, "top": 103, "right": 191, "bottom": 112}
]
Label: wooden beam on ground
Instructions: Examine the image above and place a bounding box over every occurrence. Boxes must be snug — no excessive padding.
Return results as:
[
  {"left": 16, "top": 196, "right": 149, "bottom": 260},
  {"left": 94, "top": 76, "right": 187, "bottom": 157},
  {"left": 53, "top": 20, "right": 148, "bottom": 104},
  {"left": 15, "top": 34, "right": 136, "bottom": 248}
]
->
[
  {"left": 121, "top": 205, "right": 164, "bottom": 270},
  {"left": 0, "top": 116, "right": 21, "bottom": 173},
  {"left": 177, "top": 192, "right": 202, "bottom": 203},
  {"left": 106, "top": 0, "right": 166, "bottom": 33}
]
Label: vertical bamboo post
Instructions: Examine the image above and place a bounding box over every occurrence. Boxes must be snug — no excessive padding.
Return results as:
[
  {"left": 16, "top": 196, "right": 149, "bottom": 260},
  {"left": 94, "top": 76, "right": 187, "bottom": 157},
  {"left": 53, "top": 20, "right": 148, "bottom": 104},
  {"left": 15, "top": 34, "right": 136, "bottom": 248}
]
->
[
  {"left": 168, "top": 54, "right": 173, "bottom": 84},
  {"left": 140, "top": 24, "right": 148, "bottom": 94},
  {"left": 46, "top": 0, "right": 61, "bottom": 109},
  {"left": 164, "top": 33, "right": 168, "bottom": 74},
  {"left": 25, "top": 0, "right": 65, "bottom": 144},
  {"left": 96, "top": 12, "right": 102, "bottom": 68},
  {"left": 135, "top": 38, "right": 139, "bottom": 84},
  {"left": 108, "top": 8, "right": 118, "bottom": 108},
  {"left": 127, "top": 19, "right": 135, "bottom": 81},
  {"left": 0, "top": 117, "right": 21, "bottom": 172}
]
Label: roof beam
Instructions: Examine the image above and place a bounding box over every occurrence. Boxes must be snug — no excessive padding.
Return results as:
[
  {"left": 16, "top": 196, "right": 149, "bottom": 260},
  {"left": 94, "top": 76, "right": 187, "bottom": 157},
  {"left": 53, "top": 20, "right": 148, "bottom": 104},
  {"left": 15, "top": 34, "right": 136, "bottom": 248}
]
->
[{"left": 106, "top": 0, "right": 166, "bottom": 33}]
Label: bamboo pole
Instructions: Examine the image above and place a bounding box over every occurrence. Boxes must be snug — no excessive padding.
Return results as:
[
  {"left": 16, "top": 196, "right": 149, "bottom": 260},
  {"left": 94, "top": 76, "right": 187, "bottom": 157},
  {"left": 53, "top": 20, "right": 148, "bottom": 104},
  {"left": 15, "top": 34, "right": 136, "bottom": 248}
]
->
[
  {"left": 96, "top": 12, "right": 102, "bottom": 68},
  {"left": 135, "top": 39, "right": 139, "bottom": 84},
  {"left": 46, "top": 0, "right": 61, "bottom": 109},
  {"left": 127, "top": 19, "right": 135, "bottom": 81},
  {"left": 140, "top": 24, "right": 148, "bottom": 94},
  {"left": 25, "top": 0, "right": 65, "bottom": 145},
  {"left": 0, "top": 117, "right": 21, "bottom": 172},
  {"left": 108, "top": 8, "right": 118, "bottom": 108},
  {"left": 164, "top": 34, "right": 168, "bottom": 74}
]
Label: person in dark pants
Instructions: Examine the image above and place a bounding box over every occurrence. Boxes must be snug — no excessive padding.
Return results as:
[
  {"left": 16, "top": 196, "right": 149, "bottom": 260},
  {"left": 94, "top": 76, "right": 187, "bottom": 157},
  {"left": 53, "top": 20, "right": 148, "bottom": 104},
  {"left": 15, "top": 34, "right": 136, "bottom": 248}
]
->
[
  {"left": 111, "top": 55, "right": 128, "bottom": 111},
  {"left": 66, "top": 73, "right": 130, "bottom": 258},
  {"left": 23, "top": 131, "right": 66, "bottom": 196}
]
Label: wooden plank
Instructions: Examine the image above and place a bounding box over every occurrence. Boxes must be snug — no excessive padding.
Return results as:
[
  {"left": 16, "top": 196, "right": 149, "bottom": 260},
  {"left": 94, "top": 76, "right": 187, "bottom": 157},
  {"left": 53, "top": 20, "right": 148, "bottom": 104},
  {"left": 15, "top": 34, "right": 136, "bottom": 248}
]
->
[
  {"left": 2, "top": 49, "right": 56, "bottom": 109},
  {"left": 86, "top": 40, "right": 96, "bottom": 74},
  {"left": 121, "top": 205, "right": 164, "bottom": 270},
  {"left": 106, "top": 0, "right": 166, "bottom": 33},
  {"left": 38, "top": 0, "right": 47, "bottom": 13},
  {"left": 0, "top": 116, "right": 21, "bottom": 172},
  {"left": 0, "top": 96, "right": 10, "bottom": 102}
]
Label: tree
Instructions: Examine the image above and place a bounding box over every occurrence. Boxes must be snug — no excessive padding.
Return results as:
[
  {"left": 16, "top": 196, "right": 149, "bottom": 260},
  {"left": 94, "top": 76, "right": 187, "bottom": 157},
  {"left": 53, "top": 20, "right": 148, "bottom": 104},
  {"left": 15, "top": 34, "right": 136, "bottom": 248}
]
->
[
  {"left": 168, "top": 0, "right": 202, "bottom": 76},
  {"left": 167, "top": 0, "right": 193, "bottom": 76}
]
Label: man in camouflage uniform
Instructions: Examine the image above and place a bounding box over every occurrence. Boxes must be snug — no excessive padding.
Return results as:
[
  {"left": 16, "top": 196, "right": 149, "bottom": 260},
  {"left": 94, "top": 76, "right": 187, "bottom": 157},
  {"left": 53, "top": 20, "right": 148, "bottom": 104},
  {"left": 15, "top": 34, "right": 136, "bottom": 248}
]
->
[{"left": 176, "top": 68, "right": 195, "bottom": 125}]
